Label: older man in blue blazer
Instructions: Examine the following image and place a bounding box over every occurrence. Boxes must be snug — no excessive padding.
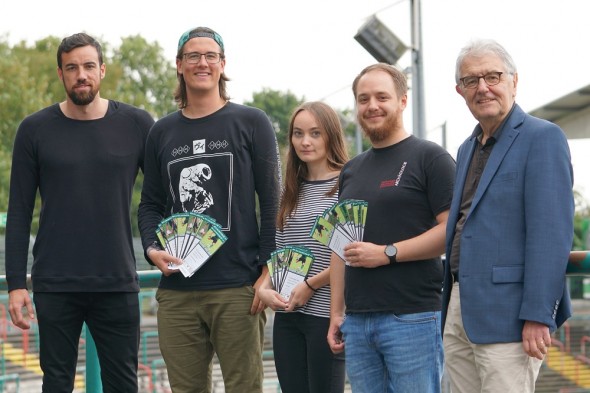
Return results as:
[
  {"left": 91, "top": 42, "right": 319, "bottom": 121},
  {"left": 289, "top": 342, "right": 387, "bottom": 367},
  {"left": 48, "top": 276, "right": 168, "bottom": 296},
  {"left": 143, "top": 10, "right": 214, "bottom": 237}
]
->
[{"left": 442, "top": 39, "right": 574, "bottom": 393}]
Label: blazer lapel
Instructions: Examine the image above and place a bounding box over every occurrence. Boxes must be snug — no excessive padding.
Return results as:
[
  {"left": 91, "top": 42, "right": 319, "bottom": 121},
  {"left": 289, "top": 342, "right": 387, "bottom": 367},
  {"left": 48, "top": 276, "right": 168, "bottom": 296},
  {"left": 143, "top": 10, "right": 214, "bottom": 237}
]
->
[{"left": 469, "top": 108, "right": 524, "bottom": 215}]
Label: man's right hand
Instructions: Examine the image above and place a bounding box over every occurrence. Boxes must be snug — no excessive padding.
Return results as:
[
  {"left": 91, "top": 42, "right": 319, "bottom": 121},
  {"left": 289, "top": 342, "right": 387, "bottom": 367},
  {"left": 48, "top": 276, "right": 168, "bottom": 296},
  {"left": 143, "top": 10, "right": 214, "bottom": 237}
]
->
[
  {"left": 8, "top": 289, "right": 35, "bottom": 330},
  {"left": 327, "top": 315, "right": 345, "bottom": 354},
  {"left": 147, "top": 248, "right": 183, "bottom": 276}
]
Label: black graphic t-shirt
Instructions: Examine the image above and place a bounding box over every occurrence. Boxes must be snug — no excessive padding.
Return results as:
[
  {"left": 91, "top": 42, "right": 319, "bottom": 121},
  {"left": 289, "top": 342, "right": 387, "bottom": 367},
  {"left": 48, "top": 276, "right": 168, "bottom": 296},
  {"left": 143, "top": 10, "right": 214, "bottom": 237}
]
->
[{"left": 139, "top": 102, "right": 281, "bottom": 290}]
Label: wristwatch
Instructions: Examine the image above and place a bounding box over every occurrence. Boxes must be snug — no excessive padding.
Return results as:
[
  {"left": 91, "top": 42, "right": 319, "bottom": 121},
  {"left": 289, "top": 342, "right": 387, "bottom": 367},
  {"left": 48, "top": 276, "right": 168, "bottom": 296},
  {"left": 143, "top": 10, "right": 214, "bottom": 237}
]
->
[{"left": 384, "top": 244, "right": 398, "bottom": 264}]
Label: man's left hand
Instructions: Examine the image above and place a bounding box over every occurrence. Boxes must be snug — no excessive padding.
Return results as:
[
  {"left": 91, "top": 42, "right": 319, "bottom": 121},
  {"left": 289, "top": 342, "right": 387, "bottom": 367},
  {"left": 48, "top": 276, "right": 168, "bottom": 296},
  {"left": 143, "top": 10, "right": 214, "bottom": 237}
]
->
[
  {"left": 522, "top": 320, "right": 551, "bottom": 360},
  {"left": 250, "top": 267, "right": 269, "bottom": 315}
]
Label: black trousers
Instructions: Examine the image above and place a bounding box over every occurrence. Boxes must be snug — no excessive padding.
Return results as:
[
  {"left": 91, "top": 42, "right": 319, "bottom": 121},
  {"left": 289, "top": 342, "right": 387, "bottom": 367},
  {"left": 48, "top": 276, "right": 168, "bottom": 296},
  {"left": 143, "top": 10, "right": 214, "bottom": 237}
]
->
[
  {"left": 33, "top": 292, "right": 140, "bottom": 393},
  {"left": 273, "top": 311, "right": 346, "bottom": 393}
]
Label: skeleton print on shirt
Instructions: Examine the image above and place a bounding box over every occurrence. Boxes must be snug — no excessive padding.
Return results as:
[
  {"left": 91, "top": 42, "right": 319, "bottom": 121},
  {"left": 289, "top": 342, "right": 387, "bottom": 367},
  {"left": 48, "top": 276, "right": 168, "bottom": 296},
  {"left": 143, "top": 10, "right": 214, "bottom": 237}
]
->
[
  {"left": 179, "top": 163, "right": 214, "bottom": 213},
  {"left": 168, "top": 152, "right": 233, "bottom": 231}
]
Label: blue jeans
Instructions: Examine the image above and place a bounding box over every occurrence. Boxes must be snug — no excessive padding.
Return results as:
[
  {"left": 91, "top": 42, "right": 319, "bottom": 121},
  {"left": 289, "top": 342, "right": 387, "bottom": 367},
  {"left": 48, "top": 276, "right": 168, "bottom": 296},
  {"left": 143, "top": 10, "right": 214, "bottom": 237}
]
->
[{"left": 341, "top": 311, "right": 443, "bottom": 393}]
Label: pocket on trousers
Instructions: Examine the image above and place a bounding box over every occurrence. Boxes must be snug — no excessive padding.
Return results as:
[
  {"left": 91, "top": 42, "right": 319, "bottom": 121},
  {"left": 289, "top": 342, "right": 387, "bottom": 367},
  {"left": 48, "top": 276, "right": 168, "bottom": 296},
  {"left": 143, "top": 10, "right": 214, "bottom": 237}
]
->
[{"left": 394, "top": 311, "right": 437, "bottom": 323}]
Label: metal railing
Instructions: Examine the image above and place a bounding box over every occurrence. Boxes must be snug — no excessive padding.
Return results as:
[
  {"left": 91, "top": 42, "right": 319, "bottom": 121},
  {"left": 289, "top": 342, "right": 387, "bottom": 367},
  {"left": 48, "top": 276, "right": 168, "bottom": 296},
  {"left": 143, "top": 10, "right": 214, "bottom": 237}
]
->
[
  {"left": 0, "top": 270, "right": 162, "bottom": 392},
  {"left": 0, "top": 252, "right": 589, "bottom": 392}
]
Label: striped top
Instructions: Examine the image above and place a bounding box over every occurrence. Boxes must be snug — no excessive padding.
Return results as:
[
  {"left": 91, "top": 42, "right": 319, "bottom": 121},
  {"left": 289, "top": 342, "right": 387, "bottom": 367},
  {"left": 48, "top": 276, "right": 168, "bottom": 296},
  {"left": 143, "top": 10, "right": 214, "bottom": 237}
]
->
[{"left": 276, "top": 176, "right": 339, "bottom": 318}]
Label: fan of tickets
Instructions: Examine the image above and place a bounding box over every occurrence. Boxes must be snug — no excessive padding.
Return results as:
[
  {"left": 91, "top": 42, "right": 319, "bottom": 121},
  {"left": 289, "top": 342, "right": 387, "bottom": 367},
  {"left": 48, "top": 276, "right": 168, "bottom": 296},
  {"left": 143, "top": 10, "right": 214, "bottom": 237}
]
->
[
  {"left": 267, "top": 245, "right": 315, "bottom": 300},
  {"left": 156, "top": 212, "right": 227, "bottom": 277},
  {"left": 309, "top": 199, "right": 368, "bottom": 264}
]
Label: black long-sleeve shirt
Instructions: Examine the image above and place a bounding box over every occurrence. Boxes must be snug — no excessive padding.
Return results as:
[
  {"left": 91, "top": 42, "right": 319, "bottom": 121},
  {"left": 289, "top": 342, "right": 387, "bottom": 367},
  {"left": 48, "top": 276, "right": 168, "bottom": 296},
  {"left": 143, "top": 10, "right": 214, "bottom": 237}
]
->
[
  {"left": 138, "top": 102, "right": 281, "bottom": 290},
  {"left": 5, "top": 101, "right": 153, "bottom": 292}
]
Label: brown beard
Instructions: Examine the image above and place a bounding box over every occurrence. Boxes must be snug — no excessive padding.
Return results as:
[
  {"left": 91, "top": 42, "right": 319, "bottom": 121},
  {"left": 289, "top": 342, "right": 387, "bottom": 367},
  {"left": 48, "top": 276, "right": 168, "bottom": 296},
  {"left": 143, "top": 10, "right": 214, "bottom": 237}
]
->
[
  {"left": 358, "top": 110, "right": 403, "bottom": 144},
  {"left": 362, "top": 124, "right": 389, "bottom": 144}
]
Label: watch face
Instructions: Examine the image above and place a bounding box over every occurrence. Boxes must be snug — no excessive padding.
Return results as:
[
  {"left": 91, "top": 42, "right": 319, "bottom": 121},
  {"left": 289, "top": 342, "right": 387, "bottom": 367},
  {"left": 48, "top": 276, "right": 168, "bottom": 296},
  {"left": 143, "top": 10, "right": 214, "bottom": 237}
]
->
[{"left": 385, "top": 245, "right": 397, "bottom": 257}]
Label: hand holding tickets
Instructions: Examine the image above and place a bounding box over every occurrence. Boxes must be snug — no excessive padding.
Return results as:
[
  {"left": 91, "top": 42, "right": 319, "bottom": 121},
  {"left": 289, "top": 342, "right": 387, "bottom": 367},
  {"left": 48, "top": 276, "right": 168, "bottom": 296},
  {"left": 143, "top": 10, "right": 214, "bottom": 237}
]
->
[
  {"left": 309, "top": 199, "right": 367, "bottom": 264},
  {"left": 156, "top": 213, "right": 227, "bottom": 277},
  {"left": 267, "top": 246, "right": 315, "bottom": 299}
]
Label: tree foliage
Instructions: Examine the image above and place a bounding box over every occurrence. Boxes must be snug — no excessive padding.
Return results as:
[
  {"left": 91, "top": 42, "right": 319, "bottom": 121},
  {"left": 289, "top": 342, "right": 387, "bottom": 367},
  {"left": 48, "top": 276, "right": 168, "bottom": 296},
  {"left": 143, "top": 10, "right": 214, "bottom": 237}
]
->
[
  {"left": 244, "top": 88, "right": 304, "bottom": 150},
  {"left": 0, "top": 34, "right": 177, "bottom": 235},
  {"left": 108, "top": 35, "right": 177, "bottom": 118}
]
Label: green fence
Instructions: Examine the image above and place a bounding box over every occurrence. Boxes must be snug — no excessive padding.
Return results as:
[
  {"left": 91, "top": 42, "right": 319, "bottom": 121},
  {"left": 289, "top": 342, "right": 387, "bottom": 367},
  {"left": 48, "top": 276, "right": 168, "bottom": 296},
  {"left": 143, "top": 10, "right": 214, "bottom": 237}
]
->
[
  {"left": 1, "top": 253, "right": 590, "bottom": 392},
  {"left": 0, "top": 270, "right": 162, "bottom": 393}
]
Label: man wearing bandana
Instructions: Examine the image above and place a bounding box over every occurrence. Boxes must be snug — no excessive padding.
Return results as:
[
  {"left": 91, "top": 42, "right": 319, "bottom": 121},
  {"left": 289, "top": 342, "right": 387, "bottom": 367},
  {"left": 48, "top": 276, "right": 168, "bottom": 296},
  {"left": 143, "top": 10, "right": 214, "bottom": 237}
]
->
[{"left": 138, "top": 27, "right": 281, "bottom": 393}]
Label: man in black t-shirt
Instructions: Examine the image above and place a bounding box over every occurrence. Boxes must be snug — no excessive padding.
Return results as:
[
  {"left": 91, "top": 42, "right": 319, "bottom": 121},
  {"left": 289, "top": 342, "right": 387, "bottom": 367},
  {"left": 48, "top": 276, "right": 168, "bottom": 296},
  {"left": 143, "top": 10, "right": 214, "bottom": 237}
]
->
[{"left": 327, "top": 63, "right": 455, "bottom": 393}]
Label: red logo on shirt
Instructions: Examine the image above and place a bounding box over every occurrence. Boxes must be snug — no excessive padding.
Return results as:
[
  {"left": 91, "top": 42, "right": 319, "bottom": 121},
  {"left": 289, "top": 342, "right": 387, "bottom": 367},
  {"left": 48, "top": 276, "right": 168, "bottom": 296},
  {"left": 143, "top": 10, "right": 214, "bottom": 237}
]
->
[{"left": 379, "top": 162, "right": 407, "bottom": 188}]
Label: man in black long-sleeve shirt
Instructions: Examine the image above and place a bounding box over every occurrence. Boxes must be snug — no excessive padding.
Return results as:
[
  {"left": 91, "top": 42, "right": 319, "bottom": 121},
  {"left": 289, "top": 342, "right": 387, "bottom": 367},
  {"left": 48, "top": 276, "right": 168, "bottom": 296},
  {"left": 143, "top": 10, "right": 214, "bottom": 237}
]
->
[
  {"left": 5, "top": 33, "right": 154, "bottom": 392},
  {"left": 138, "top": 26, "right": 280, "bottom": 393}
]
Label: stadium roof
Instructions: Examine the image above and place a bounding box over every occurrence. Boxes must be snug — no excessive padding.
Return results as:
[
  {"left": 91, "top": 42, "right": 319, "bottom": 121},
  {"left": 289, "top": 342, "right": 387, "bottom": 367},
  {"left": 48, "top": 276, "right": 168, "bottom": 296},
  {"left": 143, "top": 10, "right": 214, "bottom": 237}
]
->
[{"left": 529, "top": 84, "right": 590, "bottom": 123}]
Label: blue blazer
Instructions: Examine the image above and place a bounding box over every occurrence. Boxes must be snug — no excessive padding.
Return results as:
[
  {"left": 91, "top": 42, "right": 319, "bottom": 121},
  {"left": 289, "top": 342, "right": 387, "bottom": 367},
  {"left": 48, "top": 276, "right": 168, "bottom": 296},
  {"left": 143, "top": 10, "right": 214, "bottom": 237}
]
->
[{"left": 442, "top": 104, "right": 574, "bottom": 344}]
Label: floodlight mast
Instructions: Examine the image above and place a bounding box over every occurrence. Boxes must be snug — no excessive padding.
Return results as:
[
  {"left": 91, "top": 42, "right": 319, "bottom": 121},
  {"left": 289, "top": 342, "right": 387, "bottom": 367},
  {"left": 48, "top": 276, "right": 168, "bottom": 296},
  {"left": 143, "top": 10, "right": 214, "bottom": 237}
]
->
[{"left": 410, "top": 0, "right": 426, "bottom": 139}]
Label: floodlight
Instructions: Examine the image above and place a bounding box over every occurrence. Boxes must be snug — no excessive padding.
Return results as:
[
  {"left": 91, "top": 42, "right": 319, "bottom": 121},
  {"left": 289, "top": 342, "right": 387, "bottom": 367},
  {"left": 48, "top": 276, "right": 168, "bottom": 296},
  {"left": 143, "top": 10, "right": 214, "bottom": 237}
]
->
[{"left": 354, "top": 14, "right": 408, "bottom": 65}]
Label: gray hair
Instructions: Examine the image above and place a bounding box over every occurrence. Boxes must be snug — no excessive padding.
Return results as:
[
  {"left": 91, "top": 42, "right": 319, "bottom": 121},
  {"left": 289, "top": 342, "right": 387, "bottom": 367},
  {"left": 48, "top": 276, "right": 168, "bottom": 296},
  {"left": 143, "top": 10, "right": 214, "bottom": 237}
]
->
[{"left": 455, "top": 39, "right": 517, "bottom": 84}]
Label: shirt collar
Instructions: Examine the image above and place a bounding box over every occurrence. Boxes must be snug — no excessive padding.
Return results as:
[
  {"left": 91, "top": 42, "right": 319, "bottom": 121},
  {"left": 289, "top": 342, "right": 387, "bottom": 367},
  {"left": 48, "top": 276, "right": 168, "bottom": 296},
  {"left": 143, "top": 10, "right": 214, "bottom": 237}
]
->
[{"left": 470, "top": 102, "right": 516, "bottom": 146}]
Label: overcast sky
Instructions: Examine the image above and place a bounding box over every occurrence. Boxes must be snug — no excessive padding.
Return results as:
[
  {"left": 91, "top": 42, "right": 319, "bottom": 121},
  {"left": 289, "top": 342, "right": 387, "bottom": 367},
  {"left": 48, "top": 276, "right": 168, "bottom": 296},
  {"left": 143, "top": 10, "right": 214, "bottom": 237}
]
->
[{"left": 2, "top": 0, "right": 590, "bottom": 198}]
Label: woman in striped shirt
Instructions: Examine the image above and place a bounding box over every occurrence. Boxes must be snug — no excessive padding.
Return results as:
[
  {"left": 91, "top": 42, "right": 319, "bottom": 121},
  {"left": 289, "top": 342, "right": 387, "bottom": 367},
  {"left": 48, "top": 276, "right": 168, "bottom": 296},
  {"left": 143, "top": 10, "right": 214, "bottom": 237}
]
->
[{"left": 259, "top": 101, "right": 349, "bottom": 393}]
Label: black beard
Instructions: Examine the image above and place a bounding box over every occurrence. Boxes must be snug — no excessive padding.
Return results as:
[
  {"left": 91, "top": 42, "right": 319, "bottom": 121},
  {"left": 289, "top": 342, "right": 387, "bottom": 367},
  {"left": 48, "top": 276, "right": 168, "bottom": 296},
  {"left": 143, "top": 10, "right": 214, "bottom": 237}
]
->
[{"left": 68, "top": 90, "right": 96, "bottom": 106}]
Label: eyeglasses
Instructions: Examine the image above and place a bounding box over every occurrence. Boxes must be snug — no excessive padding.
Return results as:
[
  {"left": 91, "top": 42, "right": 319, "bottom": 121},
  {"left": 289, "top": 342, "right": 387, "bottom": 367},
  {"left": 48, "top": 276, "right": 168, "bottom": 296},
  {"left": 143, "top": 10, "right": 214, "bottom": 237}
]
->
[
  {"left": 459, "top": 72, "right": 505, "bottom": 89},
  {"left": 183, "top": 51, "right": 223, "bottom": 64}
]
